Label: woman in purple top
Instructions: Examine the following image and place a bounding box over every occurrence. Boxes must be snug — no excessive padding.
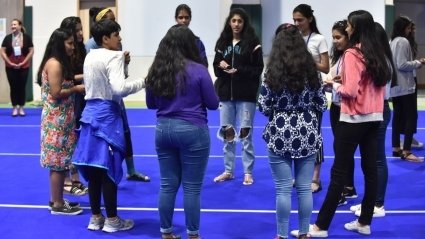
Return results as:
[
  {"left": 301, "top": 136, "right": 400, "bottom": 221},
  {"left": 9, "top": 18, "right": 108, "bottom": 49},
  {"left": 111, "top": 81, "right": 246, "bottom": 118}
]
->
[{"left": 145, "top": 25, "right": 219, "bottom": 239}]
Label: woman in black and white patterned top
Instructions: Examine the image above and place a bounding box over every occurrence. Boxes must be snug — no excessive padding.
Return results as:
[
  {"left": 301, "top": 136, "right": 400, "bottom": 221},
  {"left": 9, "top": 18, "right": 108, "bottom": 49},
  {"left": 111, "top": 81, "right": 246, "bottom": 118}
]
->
[{"left": 258, "top": 23, "right": 327, "bottom": 239}]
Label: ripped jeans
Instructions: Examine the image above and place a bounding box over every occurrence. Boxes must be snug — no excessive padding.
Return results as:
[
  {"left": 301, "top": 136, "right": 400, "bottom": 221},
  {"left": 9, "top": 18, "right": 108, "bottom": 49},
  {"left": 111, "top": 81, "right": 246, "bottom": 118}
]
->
[{"left": 218, "top": 101, "right": 256, "bottom": 174}]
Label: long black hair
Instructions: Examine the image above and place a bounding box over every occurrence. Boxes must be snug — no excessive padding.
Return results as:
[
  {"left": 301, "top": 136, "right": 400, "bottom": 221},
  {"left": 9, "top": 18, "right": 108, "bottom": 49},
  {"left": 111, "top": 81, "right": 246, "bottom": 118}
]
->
[
  {"left": 145, "top": 25, "right": 201, "bottom": 98},
  {"left": 265, "top": 23, "right": 319, "bottom": 93},
  {"left": 407, "top": 21, "right": 417, "bottom": 58},
  {"left": 60, "top": 16, "right": 86, "bottom": 75},
  {"left": 391, "top": 16, "right": 417, "bottom": 57},
  {"left": 347, "top": 10, "right": 390, "bottom": 87},
  {"left": 375, "top": 22, "right": 397, "bottom": 86},
  {"left": 37, "top": 28, "right": 74, "bottom": 84},
  {"left": 391, "top": 15, "right": 412, "bottom": 40},
  {"left": 330, "top": 20, "right": 348, "bottom": 66},
  {"left": 214, "top": 8, "right": 260, "bottom": 54},
  {"left": 292, "top": 4, "right": 320, "bottom": 34}
]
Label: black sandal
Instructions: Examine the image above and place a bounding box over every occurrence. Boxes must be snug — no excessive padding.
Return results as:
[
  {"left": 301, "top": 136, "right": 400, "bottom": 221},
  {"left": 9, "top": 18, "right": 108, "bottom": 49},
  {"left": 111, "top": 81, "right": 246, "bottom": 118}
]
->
[
  {"left": 64, "top": 183, "right": 85, "bottom": 196},
  {"left": 127, "top": 172, "right": 151, "bottom": 182},
  {"left": 72, "top": 181, "right": 89, "bottom": 194},
  {"left": 392, "top": 149, "right": 403, "bottom": 157}
]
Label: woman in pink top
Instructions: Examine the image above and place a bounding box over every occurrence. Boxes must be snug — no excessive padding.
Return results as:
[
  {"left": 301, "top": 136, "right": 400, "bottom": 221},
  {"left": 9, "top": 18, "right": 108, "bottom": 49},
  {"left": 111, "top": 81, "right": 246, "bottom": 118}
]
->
[{"left": 291, "top": 10, "right": 391, "bottom": 238}]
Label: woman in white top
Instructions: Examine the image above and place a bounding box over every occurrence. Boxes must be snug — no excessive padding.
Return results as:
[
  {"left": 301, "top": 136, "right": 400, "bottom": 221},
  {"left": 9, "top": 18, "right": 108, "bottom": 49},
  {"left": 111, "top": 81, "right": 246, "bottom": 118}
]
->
[
  {"left": 292, "top": 4, "right": 329, "bottom": 193},
  {"left": 73, "top": 19, "right": 144, "bottom": 232}
]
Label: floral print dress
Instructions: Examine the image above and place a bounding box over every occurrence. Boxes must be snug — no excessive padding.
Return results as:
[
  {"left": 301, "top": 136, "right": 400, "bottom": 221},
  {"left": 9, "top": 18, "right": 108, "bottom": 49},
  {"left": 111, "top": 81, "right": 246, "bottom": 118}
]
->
[{"left": 40, "top": 71, "right": 77, "bottom": 171}]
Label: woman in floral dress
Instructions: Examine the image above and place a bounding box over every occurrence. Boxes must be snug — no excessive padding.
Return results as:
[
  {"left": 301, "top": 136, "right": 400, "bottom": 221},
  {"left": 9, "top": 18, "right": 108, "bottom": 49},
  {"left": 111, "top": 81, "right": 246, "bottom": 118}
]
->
[{"left": 38, "top": 28, "right": 85, "bottom": 215}]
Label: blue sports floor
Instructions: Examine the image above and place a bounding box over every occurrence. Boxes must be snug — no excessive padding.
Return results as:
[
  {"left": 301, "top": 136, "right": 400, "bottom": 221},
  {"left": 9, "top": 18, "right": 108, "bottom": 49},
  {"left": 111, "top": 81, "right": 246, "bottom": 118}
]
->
[{"left": 0, "top": 107, "right": 424, "bottom": 239}]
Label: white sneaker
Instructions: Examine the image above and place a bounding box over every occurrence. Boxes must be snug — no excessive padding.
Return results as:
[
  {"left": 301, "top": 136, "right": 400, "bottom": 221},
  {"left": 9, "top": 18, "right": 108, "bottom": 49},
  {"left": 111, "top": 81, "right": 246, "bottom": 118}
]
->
[
  {"left": 354, "top": 205, "right": 386, "bottom": 218},
  {"left": 411, "top": 138, "right": 424, "bottom": 149},
  {"left": 102, "top": 217, "right": 134, "bottom": 233},
  {"left": 87, "top": 215, "right": 105, "bottom": 230},
  {"left": 290, "top": 225, "right": 328, "bottom": 238},
  {"left": 344, "top": 220, "right": 371, "bottom": 235},
  {"left": 400, "top": 138, "right": 424, "bottom": 149},
  {"left": 350, "top": 204, "right": 361, "bottom": 212}
]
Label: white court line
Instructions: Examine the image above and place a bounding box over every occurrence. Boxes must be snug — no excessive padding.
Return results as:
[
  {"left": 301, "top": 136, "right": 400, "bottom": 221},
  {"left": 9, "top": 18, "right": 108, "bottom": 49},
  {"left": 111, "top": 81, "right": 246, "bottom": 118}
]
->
[{"left": 1, "top": 204, "right": 425, "bottom": 214}]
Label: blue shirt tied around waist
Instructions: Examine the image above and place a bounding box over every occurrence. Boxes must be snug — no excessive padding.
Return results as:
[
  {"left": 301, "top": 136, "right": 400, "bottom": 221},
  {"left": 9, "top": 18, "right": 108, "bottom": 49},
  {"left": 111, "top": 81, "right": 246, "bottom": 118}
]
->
[{"left": 73, "top": 99, "right": 126, "bottom": 184}]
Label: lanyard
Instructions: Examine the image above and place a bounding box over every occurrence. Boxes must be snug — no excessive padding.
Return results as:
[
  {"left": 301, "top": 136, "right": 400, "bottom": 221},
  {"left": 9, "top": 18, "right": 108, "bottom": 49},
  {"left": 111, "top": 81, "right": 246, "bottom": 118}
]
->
[
  {"left": 304, "top": 32, "right": 312, "bottom": 46},
  {"left": 336, "top": 57, "right": 342, "bottom": 75},
  {"left": 12, "top": 33, "right": 22, "bottom": 46}
]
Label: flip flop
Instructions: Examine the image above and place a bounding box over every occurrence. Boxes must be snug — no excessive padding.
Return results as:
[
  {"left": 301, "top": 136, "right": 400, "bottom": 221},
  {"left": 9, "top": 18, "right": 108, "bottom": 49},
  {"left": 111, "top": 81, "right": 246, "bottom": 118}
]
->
[{"left": 402, "top": 153, "right": 424, "bottom": 163}]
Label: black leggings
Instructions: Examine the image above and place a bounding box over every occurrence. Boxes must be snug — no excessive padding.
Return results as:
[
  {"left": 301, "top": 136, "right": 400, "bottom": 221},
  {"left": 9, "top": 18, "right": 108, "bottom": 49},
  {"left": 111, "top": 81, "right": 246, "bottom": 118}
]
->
[
  {"left": 316, "top": 121, "right": 379, "bottom": 229},
  {"left": 392, "top": 93, "right": 417, "bottom": 150},
  {"left": 85, "top": 167, "right": 118, "bottom": 218},
  {"left": 329, "top": 103, "right": 355, "bottom": 187},
  {"left": 5, "top": 67, "right": 29, "bottom": 106}
]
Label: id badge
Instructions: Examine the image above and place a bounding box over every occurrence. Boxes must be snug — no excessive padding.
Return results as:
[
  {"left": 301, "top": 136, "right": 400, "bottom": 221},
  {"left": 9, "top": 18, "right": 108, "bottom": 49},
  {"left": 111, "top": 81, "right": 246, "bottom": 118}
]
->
[{"left": 13, "top": 46, "right": 22, "bottom": 56}]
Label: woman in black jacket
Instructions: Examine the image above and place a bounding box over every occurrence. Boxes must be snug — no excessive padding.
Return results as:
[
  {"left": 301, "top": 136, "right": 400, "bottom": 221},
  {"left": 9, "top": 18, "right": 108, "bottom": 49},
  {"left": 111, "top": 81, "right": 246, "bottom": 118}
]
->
[{"left": 212, "top": 8, "right": 264, "bottom": 186}]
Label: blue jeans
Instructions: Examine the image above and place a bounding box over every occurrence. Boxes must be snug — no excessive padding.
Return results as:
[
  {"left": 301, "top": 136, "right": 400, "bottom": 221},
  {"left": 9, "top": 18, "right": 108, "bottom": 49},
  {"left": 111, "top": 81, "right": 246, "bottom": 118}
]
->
[
  {"left": 268, "top": 151, "right": 315, "bottom": 238},
  {"left": 155, "top": 118, "right": 210, "bottom": 236},
  {"left": 376, "top": 101, "right": 391, "bottom": 205},
  {"left": 218, "top": 101, "right": 256, "bottom": 174}
]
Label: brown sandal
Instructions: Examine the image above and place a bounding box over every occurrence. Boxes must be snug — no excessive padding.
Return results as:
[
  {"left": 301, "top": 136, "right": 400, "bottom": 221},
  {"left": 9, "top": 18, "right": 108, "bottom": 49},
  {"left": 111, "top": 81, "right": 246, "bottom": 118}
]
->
[
  {"left": 243, "top": 173, "right": 254, "bottom": 185},
  {"left": 401, "top": 152, "right": 424, "bottom": 163},
  {"left": 213, "top": 172, "right": 234, "bottom": 182},
  {"left": 392, "top": 149, "right": 403, "bottom": 157},
  {"left": 161, "top": 233, "right": 181, "bottom": 239},
  {"left": 188, "top": 235, "right": 202, "bottom": 239}
]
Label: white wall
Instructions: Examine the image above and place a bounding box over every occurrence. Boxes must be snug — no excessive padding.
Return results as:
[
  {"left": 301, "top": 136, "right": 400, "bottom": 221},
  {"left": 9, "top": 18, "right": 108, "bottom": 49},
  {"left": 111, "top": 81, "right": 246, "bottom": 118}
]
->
[
  {"left": 25, "top": 0, "right": 78, "bottom": 102},
  {"left": 119, "top": 0, "right": 229, "bottom": 57},
  {"left": 117, "top": 0, "right": 234, "bottom": 100},
  {"left": 25, "top": 0, "right": 386, "bottom": 102},
  {"left": 261, "top": 0, "right": 282, "bottom": 55},
  {"left": 280, "top": 0, "right": 386, "bottom": 55}
]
